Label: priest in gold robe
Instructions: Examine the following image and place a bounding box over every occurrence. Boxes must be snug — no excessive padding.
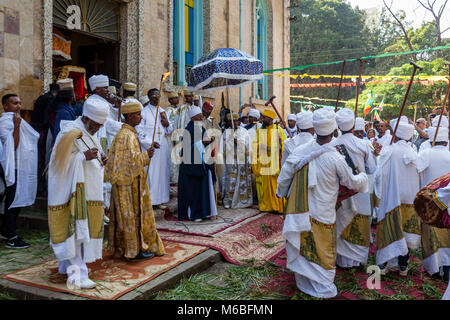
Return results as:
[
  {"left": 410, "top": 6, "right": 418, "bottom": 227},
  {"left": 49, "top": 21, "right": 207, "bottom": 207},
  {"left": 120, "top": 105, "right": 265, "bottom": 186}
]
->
[
  {"left": 252, "top": 109, "right": 287, "bottom": 213},
  {"left": 105, "top": 100, "right": 165, "bottom": 261}
]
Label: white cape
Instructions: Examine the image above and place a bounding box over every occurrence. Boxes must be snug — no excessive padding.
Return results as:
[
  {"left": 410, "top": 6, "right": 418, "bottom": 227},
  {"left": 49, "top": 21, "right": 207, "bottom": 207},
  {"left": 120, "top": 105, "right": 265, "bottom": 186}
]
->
[{"left": 0, "top": 112, "right": 39, "bottom": 209}]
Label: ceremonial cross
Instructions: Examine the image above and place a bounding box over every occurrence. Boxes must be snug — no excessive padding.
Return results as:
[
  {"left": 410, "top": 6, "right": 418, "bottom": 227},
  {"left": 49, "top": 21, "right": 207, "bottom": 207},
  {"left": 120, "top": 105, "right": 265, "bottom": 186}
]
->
[{"left": 89, "top": 52, "right": 105, "bottom": 73}]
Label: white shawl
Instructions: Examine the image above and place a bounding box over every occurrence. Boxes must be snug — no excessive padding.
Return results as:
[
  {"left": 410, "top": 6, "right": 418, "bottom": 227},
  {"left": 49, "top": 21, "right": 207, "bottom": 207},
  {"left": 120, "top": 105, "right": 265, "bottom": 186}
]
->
[{"left": 0, "top": 112, "right": 39, "bottom": 209}]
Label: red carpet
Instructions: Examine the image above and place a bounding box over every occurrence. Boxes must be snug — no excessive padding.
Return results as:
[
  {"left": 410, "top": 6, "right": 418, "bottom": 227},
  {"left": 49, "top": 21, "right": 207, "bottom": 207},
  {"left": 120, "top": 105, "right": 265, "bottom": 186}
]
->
[{"left": 159, "top": 213, "right": 285, "bottom": 265}]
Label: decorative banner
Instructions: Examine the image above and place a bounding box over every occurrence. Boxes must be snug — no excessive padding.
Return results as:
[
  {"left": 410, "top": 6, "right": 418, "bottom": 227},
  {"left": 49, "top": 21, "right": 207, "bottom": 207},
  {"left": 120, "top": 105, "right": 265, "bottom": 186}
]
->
[
  {"left": 265, "top": 45, "right": 450, "bottom": 73},
  {"left": 290, "top": 78, "right": 449, "bottom": 88}
]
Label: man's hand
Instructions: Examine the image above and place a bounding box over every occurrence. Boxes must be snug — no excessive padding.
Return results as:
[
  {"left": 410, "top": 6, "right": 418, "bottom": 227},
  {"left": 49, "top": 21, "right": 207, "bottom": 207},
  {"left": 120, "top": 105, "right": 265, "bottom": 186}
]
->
[
  {"left": 101, "top": 154, "right": 108, "bottom": 166},
  {"left": 373, "top": 142, "right": 381, "bottom": 157},
  {"left": 147, "top": 147, "right": 155, "bottom": 158},
  {"left": 160, "top": 112, "right": 170, "bottom": 128},
  {"left": 153, "top": 142, "right": 161, "bottom": 149},
  {"left": 13, "top": 112, "right": 21, "bottom": 127},
  {"left": 84, "top": 148, "right": 99, "bottom": 161}
]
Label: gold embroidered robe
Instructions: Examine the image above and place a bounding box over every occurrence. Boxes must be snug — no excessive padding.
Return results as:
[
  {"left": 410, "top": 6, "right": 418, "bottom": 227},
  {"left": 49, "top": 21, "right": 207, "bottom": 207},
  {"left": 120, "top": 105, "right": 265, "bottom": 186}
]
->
[{"left": 105, "top": 124, "right": 165, "bottom": 259}]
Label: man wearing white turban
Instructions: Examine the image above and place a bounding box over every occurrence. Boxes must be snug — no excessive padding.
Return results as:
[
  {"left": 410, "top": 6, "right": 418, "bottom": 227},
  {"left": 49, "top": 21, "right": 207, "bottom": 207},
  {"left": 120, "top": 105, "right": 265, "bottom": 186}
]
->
[
  {"left": 277, "top": 107, "right": 368, "bottom": 298},
  {"left": 285, "top": 114, "right": 298, "bottom": 138},
  {"left": 374, "top": 120, "right": 421, "bottom": 277},
  {"left": 333, "top": 109, "right": 377, "bottom": 269},
  {"left": 245, "top": 109, "right": 262, "bottom": 143},
  {"left": 47, "top": 97, "right": 110, "bottom": 289},
  {"left": 416, "top": 125, "right": 450, "bottom": 283},
  {"left": 420, "top": 115, "right": 449, "bottom": 151},
  {"left": 281, "top": 111, "right": 315, "bottom": 166},
  {"left": 87, "top": 76, "right": 124, "bottom": 219}
]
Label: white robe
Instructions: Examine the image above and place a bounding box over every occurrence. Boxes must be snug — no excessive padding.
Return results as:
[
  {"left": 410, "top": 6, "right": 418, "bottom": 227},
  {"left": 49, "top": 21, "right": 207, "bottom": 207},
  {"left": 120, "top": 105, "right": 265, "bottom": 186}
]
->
[
  {"left": 48, "top": 118, "right": 104, "bottom": 267},
  {"left": 92, "top": 95, "right": 122, "bottom": 211},
  {"left": 332, "top": 133, "right": 377, "bottom": 268},
  {"left": 137, "top": 104, "right": 174, "bottom": 205},
  {"left": 417, "top": 145, "right": 450, "bottom": 276},
  {"left": 281, "top": 132, "right": 314, "bottom": 166},
  {"left": 285, "top": 127, "right": 298, "bottom": 139},
  {"left": 373, "top": 132, "right": 392, "bottom": 150},
  {"left": 375, "top": 140, "right": 420, "bottom": 266},
  {"left": 0, "top": 112, "right": 39, "bottom": 209},
  {"left": 178, "top": 103, "right": 195, "bottom": 130},
  {"left": 277, "top": 140, "right": 368, "bottom": 298}
]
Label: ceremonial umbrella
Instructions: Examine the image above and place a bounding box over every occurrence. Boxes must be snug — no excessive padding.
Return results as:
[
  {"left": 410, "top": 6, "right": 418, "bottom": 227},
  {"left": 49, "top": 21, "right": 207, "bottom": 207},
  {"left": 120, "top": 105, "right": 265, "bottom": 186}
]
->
[{"left": 187, "top": 48, "right": 264, "bottom": 92}]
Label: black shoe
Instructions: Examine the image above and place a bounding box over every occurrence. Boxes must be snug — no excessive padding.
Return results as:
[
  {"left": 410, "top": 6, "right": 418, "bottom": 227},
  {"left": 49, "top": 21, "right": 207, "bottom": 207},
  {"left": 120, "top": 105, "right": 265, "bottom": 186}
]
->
[
  {"left": 443, "top": 266, "right": 449, "bottom": 282},
  {"left": 130, "top": 251, "right": 155, "bottom": 261},
  {"left": 5, "top": 237, "right": 30, "bottom": 249}
]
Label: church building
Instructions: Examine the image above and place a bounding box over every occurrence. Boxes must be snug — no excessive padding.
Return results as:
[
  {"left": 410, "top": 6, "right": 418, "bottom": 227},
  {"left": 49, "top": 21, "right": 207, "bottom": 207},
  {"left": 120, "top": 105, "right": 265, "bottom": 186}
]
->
[{"left": 0, "top": 0, "right": 291, "bottom": 118}]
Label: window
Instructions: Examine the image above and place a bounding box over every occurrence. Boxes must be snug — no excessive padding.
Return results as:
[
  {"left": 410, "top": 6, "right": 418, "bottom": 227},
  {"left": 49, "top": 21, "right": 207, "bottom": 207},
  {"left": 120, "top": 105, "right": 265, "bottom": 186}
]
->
[
  {"left": 173, "top": 0, "right": 203, "bottom": 86},
  {"left": 255, "top": 0, "right": 268, "bottom": 100}
]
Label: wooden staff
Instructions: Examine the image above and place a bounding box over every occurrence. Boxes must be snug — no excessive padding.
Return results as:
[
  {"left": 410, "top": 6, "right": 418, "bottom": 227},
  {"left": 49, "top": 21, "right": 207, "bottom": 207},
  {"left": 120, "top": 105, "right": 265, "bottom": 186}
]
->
[
  {"left": 390, "top": 62, "right": 423, "bottom": 145},
  {"left": 78, "top": 136, "right": 104, "bottom": 167},
  {"left": 410, "top": 101, "right": 419, "bottom": 143},
  {"left": 145, "top": 71, "right": 171, "bottom": 180},
  {"left": 335, "top": 60, "right": 346, "bottom": 112},
  {"left": 431, "top": 64, "right": 450, "bottom": 147},
  {"left": 211, "top": 117, "right": 219, "bottom": 219},
  {"left": 355, "top": 59, "right": 367, "bottom": 117},
  {"left": 265, "top": 96, "right": 292, "bottom": 138}
]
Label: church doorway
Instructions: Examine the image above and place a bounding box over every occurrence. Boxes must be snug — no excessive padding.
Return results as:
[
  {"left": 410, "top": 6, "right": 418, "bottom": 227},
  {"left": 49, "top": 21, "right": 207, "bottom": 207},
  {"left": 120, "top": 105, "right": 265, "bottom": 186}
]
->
[{"left": 52, "top": 0, "right": 121, "bottom": 97}]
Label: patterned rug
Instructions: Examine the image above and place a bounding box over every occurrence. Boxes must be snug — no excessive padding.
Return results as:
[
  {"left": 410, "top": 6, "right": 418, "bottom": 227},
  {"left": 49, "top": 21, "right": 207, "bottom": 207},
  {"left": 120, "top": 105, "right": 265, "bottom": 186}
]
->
[
  {"left": 2, "top": 241, "right": 207, "bottom": 300},
  {"left": 155, "top": 206, "right": 262, "bottom": 237},
  {"left": 263, "top": 227, "right": 448, "bottom": 300},
  {"left": 159, "top": 213, "right": 285, "bottom": 265}
]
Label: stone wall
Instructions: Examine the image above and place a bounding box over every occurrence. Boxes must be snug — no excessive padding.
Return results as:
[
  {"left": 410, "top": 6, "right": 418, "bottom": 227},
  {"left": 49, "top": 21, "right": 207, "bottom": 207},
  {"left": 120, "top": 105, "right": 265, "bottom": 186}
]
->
[{"left": 0, "top": 0, "right": 44, "bottom": 112}]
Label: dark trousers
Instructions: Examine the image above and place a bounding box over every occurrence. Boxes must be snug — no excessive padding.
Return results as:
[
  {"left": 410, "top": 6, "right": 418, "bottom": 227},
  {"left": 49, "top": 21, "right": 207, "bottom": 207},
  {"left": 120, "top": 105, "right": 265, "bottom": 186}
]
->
[
  {"left": 398, "top": 253, "right": 410, "bottom": 268},
  {"left": 1, "top": 171, "right": 20, "bottom": 239}
]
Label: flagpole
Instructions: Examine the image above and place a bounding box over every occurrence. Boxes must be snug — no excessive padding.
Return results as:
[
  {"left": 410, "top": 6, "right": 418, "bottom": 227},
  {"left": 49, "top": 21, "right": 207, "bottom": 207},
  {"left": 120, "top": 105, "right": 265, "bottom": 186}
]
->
[{"left": 355, "top": 58, "right": 367, "bottom": 117}]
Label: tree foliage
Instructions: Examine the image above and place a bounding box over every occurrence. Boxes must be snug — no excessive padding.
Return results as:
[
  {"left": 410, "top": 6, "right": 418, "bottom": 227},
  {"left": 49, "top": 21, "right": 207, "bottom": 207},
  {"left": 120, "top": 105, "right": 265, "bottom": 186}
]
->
[
  {"left": 345, "top": 58, "right": 449, "bottom": 120},
  {"left": 289, "top": 0, "right": 450, "bottom": 116}
]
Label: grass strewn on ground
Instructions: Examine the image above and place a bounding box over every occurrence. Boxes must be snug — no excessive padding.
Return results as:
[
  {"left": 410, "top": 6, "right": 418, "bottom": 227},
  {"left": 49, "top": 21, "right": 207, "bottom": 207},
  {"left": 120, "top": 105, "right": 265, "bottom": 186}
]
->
[
  {"left": 155, "top": 260, "right": 290, "bottom": 300},
  {"left": 0, "top": 228, "right": 52, "bottom": 276}
]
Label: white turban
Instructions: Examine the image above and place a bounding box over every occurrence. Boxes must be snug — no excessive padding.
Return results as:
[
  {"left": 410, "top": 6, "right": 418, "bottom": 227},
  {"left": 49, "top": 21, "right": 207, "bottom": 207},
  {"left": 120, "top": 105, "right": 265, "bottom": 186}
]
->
[
  {"left": 287, "top": 114, "right": 296, "bottom": 121},
  {"left": 139, "top": 95, "right": 149, "bottom": 105},
  {"left": 354, "top": 117, "right": 365, "bottom": 131},
  {"left": 188, "top": 106, "right": 202, "bottom": 119},
  {"left": 83, "top": 97, "right": 109, "bottom": 125},
  {"left": 432, "top": 115, "right": 449, "bottom": 128},
  {"left": 335, "top": 108, "right": 355, "bottom": 132},
  {"left": 427, "top": 127, "right": 449, "bottom": 142},
  {"left": 395, "top": 122, "right": 414, "bottom": 141},
  {"left": 296, "top": 111, "right": 313, "bottom": 130},
  {"left": 313, "top": 108, "right": 336, "bottom": 136},
  {"left": 248, "top": 109, "right": 261, "bottom": 119},
  {"left": 390, "top": 116, "right": 409, "bottom": 130},
  {"left": 88, "top": 75, "right": 109, "bottom": 91}
]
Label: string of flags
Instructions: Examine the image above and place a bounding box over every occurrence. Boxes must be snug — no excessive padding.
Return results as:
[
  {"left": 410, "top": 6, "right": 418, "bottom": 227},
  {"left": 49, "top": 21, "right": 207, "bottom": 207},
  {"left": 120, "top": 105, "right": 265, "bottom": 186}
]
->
[
  {"left": 290, "top": 95, "right": 440, "bottom": 110},
  {"left": 266, "top": 73, "right": 448, "bottom": 82},
  {"left": 264, "top": 45, "right": 450, "bottom": 73}
]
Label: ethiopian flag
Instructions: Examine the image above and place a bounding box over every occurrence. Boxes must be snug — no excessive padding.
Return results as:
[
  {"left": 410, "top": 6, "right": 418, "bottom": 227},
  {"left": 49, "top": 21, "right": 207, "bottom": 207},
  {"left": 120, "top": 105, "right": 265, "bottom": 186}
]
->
[{"left": 363, "top": 91, "right": 375, "bottom": 116}]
